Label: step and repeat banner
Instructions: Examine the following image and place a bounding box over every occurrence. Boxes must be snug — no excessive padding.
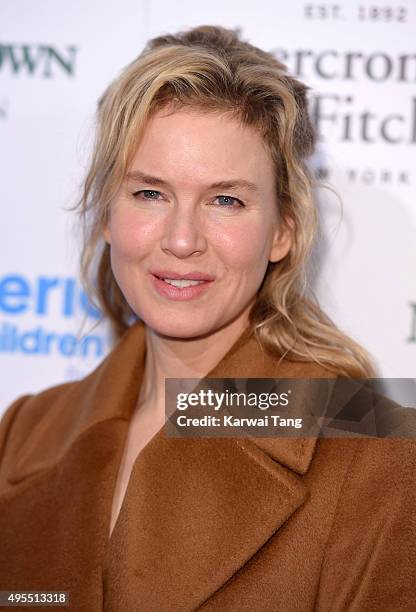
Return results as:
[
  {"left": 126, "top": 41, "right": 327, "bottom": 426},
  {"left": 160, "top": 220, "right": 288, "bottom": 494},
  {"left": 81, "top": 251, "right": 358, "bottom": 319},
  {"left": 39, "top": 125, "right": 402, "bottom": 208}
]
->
[{"left": 1, "top": 0, "right": 415, "bottom": 410}]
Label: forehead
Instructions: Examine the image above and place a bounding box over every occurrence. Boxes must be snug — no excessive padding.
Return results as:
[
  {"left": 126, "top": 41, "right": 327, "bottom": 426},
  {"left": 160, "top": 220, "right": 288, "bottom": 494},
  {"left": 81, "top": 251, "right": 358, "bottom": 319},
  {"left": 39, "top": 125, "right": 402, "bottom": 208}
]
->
[{"left": 127, "top": 106, "right": 275, "bottom": 188}]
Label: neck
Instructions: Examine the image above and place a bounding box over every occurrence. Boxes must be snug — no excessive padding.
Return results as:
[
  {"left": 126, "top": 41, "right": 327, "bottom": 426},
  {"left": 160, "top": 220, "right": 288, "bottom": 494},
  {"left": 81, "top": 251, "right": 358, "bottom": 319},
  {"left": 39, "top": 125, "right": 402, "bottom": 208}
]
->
[{"left": 138, "top": 312, "right": 252, "bottom": 414}]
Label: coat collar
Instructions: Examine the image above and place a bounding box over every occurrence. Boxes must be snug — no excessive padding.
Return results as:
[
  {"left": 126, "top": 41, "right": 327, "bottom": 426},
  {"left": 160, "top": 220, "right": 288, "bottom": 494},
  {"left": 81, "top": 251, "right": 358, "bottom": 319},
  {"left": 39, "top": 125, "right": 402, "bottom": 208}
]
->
[
  {"left": 9, "top": 319, "right": 335, "bottom": 484},
  {"left": 4, "top": 319, "right": 337, "bottom": 611}
]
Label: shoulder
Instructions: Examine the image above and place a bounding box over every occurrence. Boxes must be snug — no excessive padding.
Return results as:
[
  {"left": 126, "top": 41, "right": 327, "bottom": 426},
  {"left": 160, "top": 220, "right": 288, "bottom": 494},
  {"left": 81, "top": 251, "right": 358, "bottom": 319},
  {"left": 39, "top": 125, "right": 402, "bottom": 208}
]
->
[
  {"left": 315, "top": 385, "right": 416, "bottom": 525},
  {"left": 0, "top": 380, "right": 80, "bottom": 486},
  {"left": 0, "top": 322, "right": 146, "bottom": 482},
  {"left": 335, "top": 436, "right": 416, "bottom": 492},
  {"left": 312, "top": 435, "right": 416, "bottom": 536},
  {"left": 0, "top": 347, "right": 114, "bottom": 442},
  {"left": 0, "top": 321, "right": 144, "bottom": 432},
  {"left": 0, "top": 377, "right": 90, "bottom": 466}
]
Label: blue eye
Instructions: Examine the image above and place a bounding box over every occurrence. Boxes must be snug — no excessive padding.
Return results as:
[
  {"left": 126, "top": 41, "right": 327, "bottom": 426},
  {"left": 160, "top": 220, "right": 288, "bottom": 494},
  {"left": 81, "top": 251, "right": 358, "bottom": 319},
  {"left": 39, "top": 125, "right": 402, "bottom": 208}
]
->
[
  {"left": 132, "top": 190, "right": 244, "bottom": 208},
  {"left": 133, "top": 190, "right": 162, "bottom": 200},
  {"left": 215, "top": 195, "right": 243, "bottom": 208}
]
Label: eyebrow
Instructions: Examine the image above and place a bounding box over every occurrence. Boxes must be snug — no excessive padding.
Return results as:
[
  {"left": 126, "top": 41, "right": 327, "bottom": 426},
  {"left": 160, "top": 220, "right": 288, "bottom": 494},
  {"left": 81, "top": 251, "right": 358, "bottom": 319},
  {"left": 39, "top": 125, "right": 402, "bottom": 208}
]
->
[{"left": 124, "top": 170, "right": 260, "bottom": 194}]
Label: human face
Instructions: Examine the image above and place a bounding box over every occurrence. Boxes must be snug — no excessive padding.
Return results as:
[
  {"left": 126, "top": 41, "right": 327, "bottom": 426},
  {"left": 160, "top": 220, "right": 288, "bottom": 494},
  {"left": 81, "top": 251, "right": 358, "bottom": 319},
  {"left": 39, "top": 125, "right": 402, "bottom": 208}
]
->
[{"left": 103, "top": 106, "right": 291, "bottom": 339}]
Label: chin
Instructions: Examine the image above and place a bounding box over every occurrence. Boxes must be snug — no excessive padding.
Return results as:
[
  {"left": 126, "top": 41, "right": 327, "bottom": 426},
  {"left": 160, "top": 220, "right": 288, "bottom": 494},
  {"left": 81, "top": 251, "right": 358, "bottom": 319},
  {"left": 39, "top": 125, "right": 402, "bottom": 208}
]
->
[{"left": 141, "top": 313, "right": 217, "bottom": 340}]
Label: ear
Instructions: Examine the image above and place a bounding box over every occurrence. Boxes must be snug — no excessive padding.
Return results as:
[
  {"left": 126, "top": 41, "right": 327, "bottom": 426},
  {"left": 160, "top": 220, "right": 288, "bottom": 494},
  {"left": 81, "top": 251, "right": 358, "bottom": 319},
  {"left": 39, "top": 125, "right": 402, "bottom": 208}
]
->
[
  {"left": 102, "top": 226, "right": 111, "bottom": 244},
  {"left": 269, "top": 218, "right": 293, "bottom": 263}
]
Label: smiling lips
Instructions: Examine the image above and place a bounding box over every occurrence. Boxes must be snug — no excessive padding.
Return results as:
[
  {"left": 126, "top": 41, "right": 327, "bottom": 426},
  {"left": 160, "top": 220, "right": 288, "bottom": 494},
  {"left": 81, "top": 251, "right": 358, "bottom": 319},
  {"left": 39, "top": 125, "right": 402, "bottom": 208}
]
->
[
  {"left": 152, "top": 269, "right": 215, "bottom": 280},
  {"left": 150, "top": 270, "right": 214, "bottom": 301}
]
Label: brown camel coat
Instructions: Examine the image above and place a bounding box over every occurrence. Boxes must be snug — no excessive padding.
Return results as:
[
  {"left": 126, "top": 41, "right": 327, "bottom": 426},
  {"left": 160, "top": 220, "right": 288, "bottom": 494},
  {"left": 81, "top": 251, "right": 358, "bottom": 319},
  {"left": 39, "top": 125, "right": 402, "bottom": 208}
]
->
[{"left": 0, "top": 320, "right": 415, "bottom": 611}]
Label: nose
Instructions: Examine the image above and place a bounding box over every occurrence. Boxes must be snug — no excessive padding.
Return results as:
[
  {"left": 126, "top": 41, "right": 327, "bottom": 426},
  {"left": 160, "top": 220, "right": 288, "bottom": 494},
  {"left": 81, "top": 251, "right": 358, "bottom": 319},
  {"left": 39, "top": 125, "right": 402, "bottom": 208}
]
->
[{"left": 160, "top": 203, "right": 207, "bottom": 258}]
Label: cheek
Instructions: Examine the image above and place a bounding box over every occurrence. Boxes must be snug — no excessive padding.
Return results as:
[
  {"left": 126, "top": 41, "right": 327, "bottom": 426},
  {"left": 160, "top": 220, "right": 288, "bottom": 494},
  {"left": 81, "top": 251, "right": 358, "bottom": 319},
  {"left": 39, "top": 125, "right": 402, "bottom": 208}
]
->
[
  {"left": 211, "top": 218, "right": 273, "bottom": 269},
  {"left": 109, "top": 209, "right": 160, "bottom": 259}
]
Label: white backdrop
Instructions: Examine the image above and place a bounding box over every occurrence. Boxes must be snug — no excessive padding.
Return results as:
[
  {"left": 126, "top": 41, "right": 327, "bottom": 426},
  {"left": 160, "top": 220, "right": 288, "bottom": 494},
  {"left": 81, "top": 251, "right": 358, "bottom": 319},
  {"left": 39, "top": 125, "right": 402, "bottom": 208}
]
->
[{"left": 1, "top": 0, "right": 415, "bottom": 411}]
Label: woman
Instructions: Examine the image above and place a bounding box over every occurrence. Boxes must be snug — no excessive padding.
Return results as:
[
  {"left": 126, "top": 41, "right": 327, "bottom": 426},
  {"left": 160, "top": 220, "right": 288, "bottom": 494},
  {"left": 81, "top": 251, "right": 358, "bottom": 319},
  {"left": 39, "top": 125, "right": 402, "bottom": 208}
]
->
[{"left": 1, "top": 25, "right": 415, "bottom": 611}]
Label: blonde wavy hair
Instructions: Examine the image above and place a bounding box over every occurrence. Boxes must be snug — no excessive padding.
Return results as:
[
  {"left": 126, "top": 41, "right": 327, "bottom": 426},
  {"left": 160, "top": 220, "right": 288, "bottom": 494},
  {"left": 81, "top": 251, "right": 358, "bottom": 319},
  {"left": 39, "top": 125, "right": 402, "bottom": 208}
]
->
[{"left": 75, "top": 25, "right": 376, "bottom": 378}]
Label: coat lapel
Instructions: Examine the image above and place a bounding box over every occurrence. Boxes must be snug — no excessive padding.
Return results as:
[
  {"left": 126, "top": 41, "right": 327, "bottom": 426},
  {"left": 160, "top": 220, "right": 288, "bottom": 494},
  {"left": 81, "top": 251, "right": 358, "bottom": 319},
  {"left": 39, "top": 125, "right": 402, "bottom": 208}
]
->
[
  {"left": 2, "top": 320, "right": 334, "bottom": 611},
  {"left": 102, "top": 322, "right": 334, "bottom": 611},
  {"left": 103, "top": 423, "right": 309, "bottom": 611}
]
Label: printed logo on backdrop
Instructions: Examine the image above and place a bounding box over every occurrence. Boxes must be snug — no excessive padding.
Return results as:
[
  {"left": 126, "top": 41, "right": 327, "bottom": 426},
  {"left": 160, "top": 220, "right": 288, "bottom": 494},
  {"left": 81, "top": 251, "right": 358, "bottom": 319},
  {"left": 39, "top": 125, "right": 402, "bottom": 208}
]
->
[
  {"left": 0, "top": 273, "right": 109, "bottom": 379},
  {"left": 0, "top": 44, "right": 77, "bottom": 120},
  {"left": 272, "top": 3, "right": 415, "bottom": 188},
  {"left": 304, "top": 3, "right": 409, "bottom": 23},
  {"left": 272, "top": 46, "right": 415, "bottom": 184},
  {"left": 0, "top": 44, "right": 76, "bottom": 77}
]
